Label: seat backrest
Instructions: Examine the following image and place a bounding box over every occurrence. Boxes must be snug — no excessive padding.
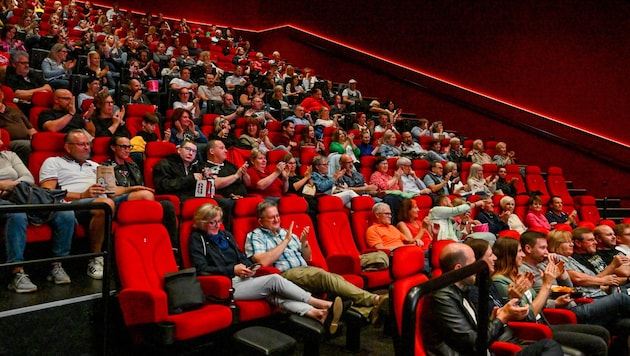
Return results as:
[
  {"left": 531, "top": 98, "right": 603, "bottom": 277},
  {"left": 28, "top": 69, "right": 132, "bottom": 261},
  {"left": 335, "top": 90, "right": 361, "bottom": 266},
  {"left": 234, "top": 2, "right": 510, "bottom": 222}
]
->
[
  {"left": 546, "top": 166, "right": 573, "bottom": 205},
  {"left": 232, "top": 197, "right": 265, "bottom": 251},
  {"left": 576, "top": 195, "right": 600, "bottom": 224},
  {"left": 413, "top": 195, "right": 433, "bottom": 221},
  {"left": 350, "top": 196, "right": 376, "bottom": 253},
  {"left": 144, "top": 142, "right": 177, "bottom": 189},
  {"left": 514, "top": 194, "right": 531, "bottom": 222},
  {"left": 90, "top": 137, "right": 111, "bottom": 163},
  {"left": 316, "top": 196, "right": 361, "bottom": 274},
  {"left": 505, "top": 164, "right": 526, "bottom": 194},
  {"left": 179, "top": 198, "right": 219, "bottom": 269},
  {"left": 482, "top": 163, "right": 498, "bottom": 179},
  {"left": 430, "top": 240, "right": 456, "bottom": 278},
  {"left": 278, "top": 196, "right": 329, "bottom": 270},
  {"left": 29, "top": 132, "right": 66, "bottom": 184},
  {"left": 524, "top": 165, "right": 549, "bottom": 197},
  {"left": 390, "top": 264, "right": 429, "bottom": 356},
  {"left": 116, "top": 200, "right": 177, "bottom": 291},
  {"left": 460, "top": 161, "right": 472, "bottom": 183}
]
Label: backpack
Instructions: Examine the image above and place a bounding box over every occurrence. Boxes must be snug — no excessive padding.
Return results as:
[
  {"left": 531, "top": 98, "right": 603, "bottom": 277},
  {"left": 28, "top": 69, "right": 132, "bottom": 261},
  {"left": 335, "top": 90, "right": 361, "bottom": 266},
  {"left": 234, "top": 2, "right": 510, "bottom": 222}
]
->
[{"left": 6, "top": 181, "right": 68, "bottom": 225}]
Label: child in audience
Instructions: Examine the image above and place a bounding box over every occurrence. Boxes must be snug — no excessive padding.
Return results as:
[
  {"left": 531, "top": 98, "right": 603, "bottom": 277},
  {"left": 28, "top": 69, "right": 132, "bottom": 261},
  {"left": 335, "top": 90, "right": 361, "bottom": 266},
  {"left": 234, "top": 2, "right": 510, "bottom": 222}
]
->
[{"left": 129, "top": 113, "right": 170, "bottom": 166}]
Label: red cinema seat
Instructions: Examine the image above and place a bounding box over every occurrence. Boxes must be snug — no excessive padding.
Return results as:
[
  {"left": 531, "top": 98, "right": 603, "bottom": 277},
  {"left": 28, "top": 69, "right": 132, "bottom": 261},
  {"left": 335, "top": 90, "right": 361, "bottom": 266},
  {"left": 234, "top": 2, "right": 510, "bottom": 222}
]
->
[
  {"left": 231, "top": 197, "right": 266, "bottom": 251},
  {"left": 505, "top": 164, "right": 526, "bottom": 194},
  {"left": 575, "top": 195, "right": 601, "bottom": 225},
  {"left": 125, "top": 104, "right": 160, "bottom": 139},
  {"left": 429, "top": 240, "right": 456, "bottom": 278},
  {"left": 115, "top": 200, "right": 232, "bottom": 342},
  {"left": 144, "top": 142, "right": 181, "bottom": 214},
  {"left": 29, "top": 132, "right": 66, "bottom": 185},
  {"left": 178, "top": 198, "right": 277, "bottom": 323},
  {"left": 278, "top": 196, "right": 364, "bottom": 288},
  {"left": 90, "top": 137, "right": 110, "bottom": 163},
  {"left": 482, "top": 163, "right": 498, "bottom": 180},
  {"left": 317, "top": 195, "right": 391, "bottom": 289},
  {"left": 524, "top": 165, "right": 549, "bottom": 197},
  {"left": 350, "top": 195, "right": 376, "bottom": 254},
  {"left": 546, "top": 166, "right": 573, "bottom": 205},
  {"left": 514, "top": 194, "right": 531, "bottom": 222}
]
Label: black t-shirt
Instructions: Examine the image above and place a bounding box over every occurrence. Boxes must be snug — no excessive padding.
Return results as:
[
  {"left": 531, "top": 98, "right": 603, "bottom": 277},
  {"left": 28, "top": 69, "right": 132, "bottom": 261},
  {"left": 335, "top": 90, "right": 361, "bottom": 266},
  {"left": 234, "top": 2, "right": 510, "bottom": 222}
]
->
[
  {"left": 596, "top": 249, "right": 625, "bottom": 266},
  {"left": 572, "top": 252, "right": 609, "bottom": 274},
  {"left": 38, "top": 109, "right": 86, "bottom": 132},
  {"left": 5, "top": 66, "right": 46, "bottom": 92},
  {"left": 204, "top": 160, "right": 247, "bottom": 197}
]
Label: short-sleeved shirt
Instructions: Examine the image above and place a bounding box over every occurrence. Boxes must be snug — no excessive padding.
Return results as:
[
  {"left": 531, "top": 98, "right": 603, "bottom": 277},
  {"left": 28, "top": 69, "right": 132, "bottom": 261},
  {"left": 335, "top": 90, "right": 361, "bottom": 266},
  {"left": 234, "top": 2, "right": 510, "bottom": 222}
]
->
[
  {"left": 204, "top": 160, "right": 247, "bottom": 197},
  {"left": 339, "top": 170, "right": 366, "bottom": 188},
  {"left": 38, "top": 109, "right": 86, "bottom": 133},
  {"left": 39, "top": 156, "right": 98, "bottom": 192},
  {"left": 244, "top": 226, "right": 307, "bottom": 272},
  {"left": 198, "top": 85, "right": 225, "bottom": 102},
  {"left": 571, "top": 253, "right": 608, "bottom": 275},
  {"left": 5, "top": 66, "right": 46, "bottom": 92},
  {"left": 596, "top": 249, "right": 625, "bottom": 266},
  {"left": 365, "top": 223, "right": 405, "bottom": 249},
  {"left": 565, "top": 255, "right": 608, "bottom": 298}
]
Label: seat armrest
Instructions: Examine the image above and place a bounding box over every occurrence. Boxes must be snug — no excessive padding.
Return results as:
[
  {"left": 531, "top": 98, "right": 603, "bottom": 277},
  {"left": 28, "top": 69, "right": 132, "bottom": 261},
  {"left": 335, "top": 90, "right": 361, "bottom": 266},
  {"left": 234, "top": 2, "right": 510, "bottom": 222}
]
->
[
  {"left": 508, "top": 321, "right": 553, "bottom": 340},
  {"left": 198, "top": 275, "right": 232, "bottom": 300},
  {"left": 326, "top": 253, "right": 361, "bottom": 275},
  {"left": 542, "top": 308, "right": 577, "bottom": 324},
  {"left": 118, "top": 288, "right": 168, "bottom": 325}
]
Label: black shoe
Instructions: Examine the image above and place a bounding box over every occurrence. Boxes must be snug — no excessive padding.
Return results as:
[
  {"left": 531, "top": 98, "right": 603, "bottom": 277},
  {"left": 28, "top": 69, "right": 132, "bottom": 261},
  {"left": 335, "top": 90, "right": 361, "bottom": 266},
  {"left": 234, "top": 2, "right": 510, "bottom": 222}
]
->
[{"left": 324, "top": 296, "right": 343, "bottom": 334}]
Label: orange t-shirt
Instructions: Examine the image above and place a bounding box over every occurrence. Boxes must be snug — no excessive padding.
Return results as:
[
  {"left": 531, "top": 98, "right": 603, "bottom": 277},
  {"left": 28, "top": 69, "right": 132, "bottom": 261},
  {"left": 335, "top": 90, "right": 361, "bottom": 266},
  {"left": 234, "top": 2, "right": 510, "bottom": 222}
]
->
[{"left": 366, "top": 223, "right": 406, "bottom": 249}]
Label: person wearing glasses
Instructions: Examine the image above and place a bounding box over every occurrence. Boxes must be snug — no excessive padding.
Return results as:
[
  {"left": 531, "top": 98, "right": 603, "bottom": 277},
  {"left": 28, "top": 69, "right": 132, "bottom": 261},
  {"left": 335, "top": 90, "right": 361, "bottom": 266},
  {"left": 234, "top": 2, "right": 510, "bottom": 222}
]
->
[
  {"left": 310, "top": 155, "right": 359, "bottom": 208},
  {"left": 5, "top": 51, "right": 52, "bottom": 110},
  {"left": 189, "top": 203, "right": 344, "bottom": 334},
  {"left": 41, "top": 43, "right": 76, "bottom": 90},
  {"left": 366, "top": 202, "right": 416, "bottom": 250},
  {"left": 614, "top": 223, "right": 630, "bottom": 256},
  {"left": 38, "top": 89, "right": 96, "bottom": 137},
  {"left": 91, "top": 91, "right": 128, "bottom": 138},
  {"left": 245, "top": 201, "right": 387, "bottom": 324},
  {"left": 152, "top": 138, "right": 203, "bottom": 202},
  {"left": 40, "top": 130, "right": 154, "bottom": 280}
]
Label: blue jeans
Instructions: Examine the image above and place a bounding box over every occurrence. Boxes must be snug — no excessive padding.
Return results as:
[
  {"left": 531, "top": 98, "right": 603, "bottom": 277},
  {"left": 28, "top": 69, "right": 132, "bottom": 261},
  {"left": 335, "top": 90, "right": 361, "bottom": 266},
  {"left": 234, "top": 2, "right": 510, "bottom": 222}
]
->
[
  {"left": 3, "top": 202, "right": 75, "bottom": 263},
  {"left": 572, "top": 292, "right": 630, "bottom": 335}
]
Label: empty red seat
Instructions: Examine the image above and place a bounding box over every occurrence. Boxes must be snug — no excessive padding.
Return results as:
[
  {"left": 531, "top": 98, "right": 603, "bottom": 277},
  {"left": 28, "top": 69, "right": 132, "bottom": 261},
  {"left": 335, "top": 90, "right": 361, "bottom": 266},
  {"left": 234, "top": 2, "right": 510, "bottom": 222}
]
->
[
  {"left": 524, "top": 165, "right": 549, "bottom": 197},
  {"left": 505, "top": 164, "right": 526, "bottom": 194},
  {"left": 546, "top": 166, "right": 573, "bottom": 205},
  {"left": 575, "top": 195, "right": 601, "bottom": 225},
  {"left": 350, "top": 196, "right": 376, "bottom": 254}
]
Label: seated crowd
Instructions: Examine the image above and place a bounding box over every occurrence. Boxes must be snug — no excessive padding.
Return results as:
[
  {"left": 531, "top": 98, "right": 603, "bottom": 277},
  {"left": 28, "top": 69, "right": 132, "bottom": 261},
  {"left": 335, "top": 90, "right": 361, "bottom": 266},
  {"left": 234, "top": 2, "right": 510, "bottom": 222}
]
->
[{"left": 2, "top": 1, "right": 630, "bottom": 353}]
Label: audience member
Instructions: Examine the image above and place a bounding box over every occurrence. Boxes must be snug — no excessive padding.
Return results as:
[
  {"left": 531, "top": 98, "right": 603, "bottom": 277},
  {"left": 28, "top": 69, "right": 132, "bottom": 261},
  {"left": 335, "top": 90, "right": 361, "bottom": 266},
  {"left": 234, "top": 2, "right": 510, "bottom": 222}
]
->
[
  {"left": 357, "top": 131, "right": 378, "bottom": 157},
  {"left": 173, "top": 87, "right": 201, "bottom": 120},
  {"left": 169, "top": 67, "right": 198, "bottom": 91},
  {"left": 214, "top": 93, "right": 245, "bottom": 124},
  {"left": 496, "top": 166, "right": 518, "bottom": 197},
  {"left": 467, "top": 139, "right": 492, "bottom": 164},
  {"left": 373, "top": 113, "right": 397, "bottom": 134},
  {"left": 545, "top": 196, "right": 577, "bottom": 228},
  {"left": 493, "top": 141, "right": 516, "bottom": 166},
  {"left": 284, "top": 105, "right": 313, "bottom": 126},
  {"left": 366, "top": 202, "right": 414, "bottom": 250},
  {"left": 421, "top": 242, "right": 562, "bottom": 356},
  {"left": 189, "top": 203, "right": 344, "bottom": 333},
  {"left": 446, "top": 137, "right": 465, "bottom": 165},
  {"left": 491, "top": 236, "right": 610, "bottom": 356},
  {"left": 341, "top": 79, "right": 362, "bottom": 111},
  {"left": 476, "top": 199, "right": 510, "bottom": 235},
  {"left": 377, "top": 130, "right": 401, "bottom": 158},
  {"left": 152, "top": 138, "right": 202, "bottom": 201},
  {"left": 467, "top": 163, "right": 497, "bottom": 195},
  {"left": 369, "top": 156, "right": 401, "bottom": 192},
  {"left": 245, "top": 96, "right": 275, "bottom": 125},
  {"left": 38, "top": 89, "right": 96, "bottom": 136},
  {"left": 338, "top": 154, "right": 378, "bottom": 197},
  {"left": 246, "top": 148, "right": 288, "bottom": 200},
  {"left": 594, "top": 224, "right": 627, "bottom": 265},
  {"left": 424, "top": 139, "right": 448, "bottom": 163},
  {"left": 310, "top": 155, "right": 358, "bottom": 208},
  {"left": 298, "top": 125, "right": 325, "bottom": 155},
  {"left": 396, "top": 198, "right": 432, "bottom": 252},
  {"left": 396, "top": 157, "right": 432, "bottom": 196},
  {"left": 352, "top": 112, "right": 373, "bottom": 134},
  {"left": 197, "top": 73, "right": 225, "bottom": 107},
  {"left": 300, "top": 89, "right": 330, "bottom": 113},
  {"left": 329, "top": 129, "right": 359, "bottom": 164},
  {"left": 525, "top": 195, "right": 551, "bottom": 231},
  {"left": 410, "top": 118, "right": 430, "bottom": 140},
  {"left": 238, "top": 118, "right": 274, "bottom": 151},
  {"left": 274, "top": 120, "right": 298, "bottom": 156},
  {"left": 0, "top": 88, "right": 35, "bottom": 164},
  {"left": 398, "top": 131, "right": 425, "bottom": 159},
  {"left": 225, "top": 65, "right": 247, "bottom": 91},
  {"left": 443, "top": 161, "right": 466, "bottom": 195},
  {"left": 119, "top": 79, "right": 153, "bottom": 106},
  {"left": 169, "top": 108, "right": 207, "bottom": 147},
  {"left": 40, "top": 130, "right": 153, "bottom": 279},
  {"left": 423, "top": 161, "right": 450, "bottom": 195},
  {"left": 244, "top": 201, "right": 386, "bottom": 321},
  {"left": 498, "top": 196, "right": 527, "bottom": 234},
  {"left": 615, "top": 223, "right": 630, "bottom": 256},
  {"left": 570, "top": 227, "right": 630, "bottom": 286},
  {"left": 429, "top": 195, "right": 486, "bottom": 241},
  {"left": 91, "top": 91, "right": 129, "bottom": 138},
  {"left": 0, "top": 140, "right": 74, "bottom": 292},
  {"left": 5, "top": 51, "right": 52, "bottom": 111},
  {"left": 42, "top": 43, "right": 75, "bottom": 90}
]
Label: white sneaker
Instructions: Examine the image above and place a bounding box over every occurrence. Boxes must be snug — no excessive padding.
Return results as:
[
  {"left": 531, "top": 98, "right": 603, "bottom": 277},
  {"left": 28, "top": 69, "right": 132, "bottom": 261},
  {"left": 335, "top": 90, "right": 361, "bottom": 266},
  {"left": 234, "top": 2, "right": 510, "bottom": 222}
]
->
[
  {"left": 8, "top": 271, "right": 38, "bottom": 293},
  {"left": 48, "top": 264, "right": 71, "bottom": 284},
  {"left": 87, "top": 257, "right": 104, "bottom": 280}
]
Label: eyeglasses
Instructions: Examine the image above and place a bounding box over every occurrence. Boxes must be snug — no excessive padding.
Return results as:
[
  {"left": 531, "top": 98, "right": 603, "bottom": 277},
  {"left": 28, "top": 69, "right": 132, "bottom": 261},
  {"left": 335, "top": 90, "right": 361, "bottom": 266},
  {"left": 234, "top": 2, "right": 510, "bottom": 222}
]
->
[
  {"left": 115, "top": 144, "right": 133, "bottom": 149},
  {"left": 318, "top": 162, "right": 329, "bottom": 166},
  {"left": 207, "top": 219, "right": 222, "bottom": 226},
  {"left": 181, "top": 146, "right": 197, "bottom": 153},
  {"left": 16, "top": 61, "right": 29, "bottom": 65},
  {"left": 68, "top": 142, "right": 90, "bottom": 147},
  {"left": 378, "top": 212, "right": 392, "bottom": 216},
  {"left": 264, "top": 214, "right": 280, "bottom": 221},
  {"left": 56, "top": 96, "right": 72, "bottom": 101},
  {"left": 105, "top": 100, "right": 115, "bottom": 104}
]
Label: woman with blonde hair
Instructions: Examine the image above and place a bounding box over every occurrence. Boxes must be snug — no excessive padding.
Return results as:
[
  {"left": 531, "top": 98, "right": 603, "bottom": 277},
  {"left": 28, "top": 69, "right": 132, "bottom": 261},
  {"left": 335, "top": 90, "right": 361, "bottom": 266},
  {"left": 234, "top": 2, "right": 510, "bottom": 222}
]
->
[
  {"left": 499, "top": 195, "right": 527, "bottom": 234},
  {"left": 189, "top": 204, "right": 343, "bottom": 333},
  {"left": 42, "top": 43, "right": 75, "bottom": 89},
  {"left": 466, "top": 163, "right": 497, "bottom": 195}
]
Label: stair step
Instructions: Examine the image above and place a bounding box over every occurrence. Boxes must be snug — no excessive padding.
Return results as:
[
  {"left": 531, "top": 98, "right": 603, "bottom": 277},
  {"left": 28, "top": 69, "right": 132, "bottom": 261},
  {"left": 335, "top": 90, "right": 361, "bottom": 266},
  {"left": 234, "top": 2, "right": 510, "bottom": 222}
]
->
[
  {"left": 596, "top": 198, "right": 621, "bottom": 209},
  {"left": 598, "top": 207, "right": 630, "bottom": 219},
  {"left": 568, "top": 188, "right": 588, "bottom": 197}
]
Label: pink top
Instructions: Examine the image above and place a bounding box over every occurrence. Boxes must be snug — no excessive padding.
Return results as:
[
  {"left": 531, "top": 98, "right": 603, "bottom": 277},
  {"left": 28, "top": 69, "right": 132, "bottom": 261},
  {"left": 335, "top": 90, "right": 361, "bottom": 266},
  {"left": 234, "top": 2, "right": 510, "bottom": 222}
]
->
[
  {"left": 370, "top": 171, "right": 400, "bottom": 191},
  {"left": 525, "top": 210, "right": 551, "bottom": 230}
]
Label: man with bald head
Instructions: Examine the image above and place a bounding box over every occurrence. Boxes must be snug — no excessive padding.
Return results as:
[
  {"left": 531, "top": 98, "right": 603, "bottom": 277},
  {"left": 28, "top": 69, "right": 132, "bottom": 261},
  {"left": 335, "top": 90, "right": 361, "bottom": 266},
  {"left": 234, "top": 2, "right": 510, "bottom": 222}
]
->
[
  {"left": 594, "top": 224, "right": 628, "bottom": 265},
  {"left": 38, "top": 89, "right": 95, "bottom": 137},
  {"left": 120, "top": 79, "right": 152, "bottom": 106},
  {"left": 422, "top": 243, "right": 562, "bottom": 355}
]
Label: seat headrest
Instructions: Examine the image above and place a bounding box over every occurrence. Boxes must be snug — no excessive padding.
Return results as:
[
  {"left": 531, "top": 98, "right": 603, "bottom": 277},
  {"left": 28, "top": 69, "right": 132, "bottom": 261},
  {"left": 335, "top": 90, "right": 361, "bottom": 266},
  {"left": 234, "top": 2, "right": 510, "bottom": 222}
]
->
[
  {"left": 390, "top": 246, "right": 425, "bottom": 280},
  {"left": 125, "top": 104, "right": 155, "bottom": 117},
  {"left": 145, "top": 142, "right": 177, "bottom": 157},
  {"left": 278, "top": 196, "right": 307, "bottom": 214},
  {"left": 351, "top": 195, "right": 375, "bottom": 212},
  {"left": 547, "top": 167, "right": 563, "bottom": 176},
  {"left": 553, "top": 223, "right": 573, "bottom": 232},
  {"left": 317, "top": 195, "right": 344, "bottom": 213},
  {"left": 233, "top": 197, "right": 264, "bottom": 217},
  {"left": 31, "top": 132, "right": 65, "bottom": 151},
  {"left": 182, "top": 198, "right": 218, "bottom": 219},
  {"left": 117, "top": 200, "right": 163, "bottom": 225},
  {"left": 525, "top": 165, "right": 541, "bottom": 174}
]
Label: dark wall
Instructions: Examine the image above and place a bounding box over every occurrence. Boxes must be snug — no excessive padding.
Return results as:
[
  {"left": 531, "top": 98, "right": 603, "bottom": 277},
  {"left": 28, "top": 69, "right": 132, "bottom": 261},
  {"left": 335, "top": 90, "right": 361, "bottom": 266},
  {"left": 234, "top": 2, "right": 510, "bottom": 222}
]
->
[{"left": 106, "top": 1, "right": 630, "bottom": 198}]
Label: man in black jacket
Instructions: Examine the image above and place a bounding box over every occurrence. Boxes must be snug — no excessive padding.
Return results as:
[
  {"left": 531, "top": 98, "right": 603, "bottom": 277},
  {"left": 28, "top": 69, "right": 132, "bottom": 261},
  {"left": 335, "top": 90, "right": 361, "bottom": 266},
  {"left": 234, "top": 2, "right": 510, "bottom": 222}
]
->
[{"left": 152, "top": 139, "right": 202, "bottom": 201}]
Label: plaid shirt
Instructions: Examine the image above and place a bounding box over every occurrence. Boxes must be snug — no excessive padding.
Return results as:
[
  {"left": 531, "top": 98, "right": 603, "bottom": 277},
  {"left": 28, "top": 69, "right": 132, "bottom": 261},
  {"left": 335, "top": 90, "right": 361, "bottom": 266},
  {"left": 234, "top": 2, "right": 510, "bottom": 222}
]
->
[{"left": 244, "top": 226, "right": 307, "bottom": 272}]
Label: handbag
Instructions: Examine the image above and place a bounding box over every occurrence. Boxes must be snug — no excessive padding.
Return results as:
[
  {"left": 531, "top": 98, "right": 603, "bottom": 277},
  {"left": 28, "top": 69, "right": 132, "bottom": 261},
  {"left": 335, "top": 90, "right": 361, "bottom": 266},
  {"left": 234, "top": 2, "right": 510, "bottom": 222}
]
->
[
  {"left": 163, "top": 267, "right": 205, "bottom": 314},
  {"left": 5, "top": 181, "right": 68, "bottom": 225},
  {"left": 302, "top": 183, "right": 316, "bottom": 197}
]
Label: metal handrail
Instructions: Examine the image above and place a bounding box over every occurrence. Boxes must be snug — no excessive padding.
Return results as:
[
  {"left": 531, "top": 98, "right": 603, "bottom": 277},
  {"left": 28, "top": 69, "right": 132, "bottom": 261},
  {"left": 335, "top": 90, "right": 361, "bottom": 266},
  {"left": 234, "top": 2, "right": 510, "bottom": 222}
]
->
[
  {"left": 401, "top": 259, "right": 490, "bottom": 356},
  {"left": 0, "top": 202, "right": 113, "bottom": 356}
]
